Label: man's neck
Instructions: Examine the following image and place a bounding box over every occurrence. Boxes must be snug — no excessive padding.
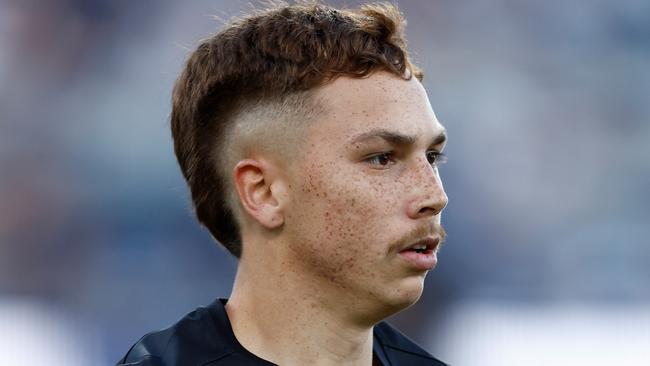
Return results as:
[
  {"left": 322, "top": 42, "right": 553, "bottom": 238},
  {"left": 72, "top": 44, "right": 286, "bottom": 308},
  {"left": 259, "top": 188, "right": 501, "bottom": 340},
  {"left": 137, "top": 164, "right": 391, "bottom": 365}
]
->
[{"left": 225, "top": 256, "right": 377, "bottom": 366}]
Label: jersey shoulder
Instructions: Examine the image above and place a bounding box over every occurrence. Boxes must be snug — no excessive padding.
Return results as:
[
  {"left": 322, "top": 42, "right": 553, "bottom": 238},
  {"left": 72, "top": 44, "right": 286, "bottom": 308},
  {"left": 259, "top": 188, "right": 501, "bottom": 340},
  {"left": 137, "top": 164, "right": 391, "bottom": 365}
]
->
[
  {"left": 374, "top": 321, "right": 449, "bottom": 366},
  {"left": 115, "top": 302, "right": 236, "bottom": 366}
]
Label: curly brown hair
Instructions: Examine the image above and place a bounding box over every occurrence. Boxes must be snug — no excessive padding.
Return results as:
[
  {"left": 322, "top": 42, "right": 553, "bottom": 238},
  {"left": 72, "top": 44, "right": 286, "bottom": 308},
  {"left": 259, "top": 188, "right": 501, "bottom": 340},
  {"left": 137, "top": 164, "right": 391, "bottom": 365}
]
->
[{"left": 171, "top": 1, "right": 423, "bottom": 258}]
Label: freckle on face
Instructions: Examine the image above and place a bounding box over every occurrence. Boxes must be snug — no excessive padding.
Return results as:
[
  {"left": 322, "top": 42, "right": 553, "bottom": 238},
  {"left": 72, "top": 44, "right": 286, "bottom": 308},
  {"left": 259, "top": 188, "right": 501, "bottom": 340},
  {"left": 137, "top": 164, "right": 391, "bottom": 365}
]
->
[{"left": 284, "top": 72, "right": 443, "bottom": 311}]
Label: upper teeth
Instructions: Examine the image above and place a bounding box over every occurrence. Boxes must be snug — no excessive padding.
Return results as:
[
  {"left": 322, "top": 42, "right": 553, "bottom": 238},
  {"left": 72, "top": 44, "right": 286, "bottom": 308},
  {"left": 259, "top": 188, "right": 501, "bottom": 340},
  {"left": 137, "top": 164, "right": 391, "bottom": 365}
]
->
[{"left": 413, "top": 244, "right": 427, "bottom": 250}]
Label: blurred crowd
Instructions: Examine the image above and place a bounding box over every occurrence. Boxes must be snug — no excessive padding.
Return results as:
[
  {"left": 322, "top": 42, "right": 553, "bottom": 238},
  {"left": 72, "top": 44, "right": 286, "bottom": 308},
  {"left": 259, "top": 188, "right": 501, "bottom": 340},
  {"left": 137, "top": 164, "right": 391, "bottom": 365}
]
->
[{"left": 1, "top": 0, "right": 648, "bottom": 364}]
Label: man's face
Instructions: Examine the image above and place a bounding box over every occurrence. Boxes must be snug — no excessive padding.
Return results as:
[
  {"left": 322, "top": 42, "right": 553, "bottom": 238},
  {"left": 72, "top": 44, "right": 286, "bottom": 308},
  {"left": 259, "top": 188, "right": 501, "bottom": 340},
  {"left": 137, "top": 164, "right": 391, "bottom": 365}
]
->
[{"left": 281, "top": 71, "right": 448, "bottom": 317}]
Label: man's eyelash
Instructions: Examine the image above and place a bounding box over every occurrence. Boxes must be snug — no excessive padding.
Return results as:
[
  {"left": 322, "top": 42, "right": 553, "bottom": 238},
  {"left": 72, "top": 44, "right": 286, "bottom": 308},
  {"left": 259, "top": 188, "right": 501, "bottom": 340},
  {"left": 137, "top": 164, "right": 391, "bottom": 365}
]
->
[
  {"left": 426, "top": 151, "right": 447, "bottom": 166},
  {"left": 364, "top": 151, "right": 448, "bottom": 167},
  {"left": 365, "top": 152, "right": 395, "bottom": 166}
]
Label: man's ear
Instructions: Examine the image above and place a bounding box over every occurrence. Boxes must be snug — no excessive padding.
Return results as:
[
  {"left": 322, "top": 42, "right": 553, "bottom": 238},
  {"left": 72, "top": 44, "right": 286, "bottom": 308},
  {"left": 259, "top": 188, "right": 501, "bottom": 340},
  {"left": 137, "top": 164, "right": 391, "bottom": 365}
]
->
[{"left": 233, "top": 158, "right": 285, "bottom": 229}]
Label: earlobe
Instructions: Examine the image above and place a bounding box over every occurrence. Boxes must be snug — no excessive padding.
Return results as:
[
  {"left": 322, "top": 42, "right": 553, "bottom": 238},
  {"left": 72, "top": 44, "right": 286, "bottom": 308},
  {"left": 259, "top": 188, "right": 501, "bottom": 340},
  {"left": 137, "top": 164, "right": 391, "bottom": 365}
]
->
[{"left": 233, "top": 159, "right": 285, "bottom": 230}]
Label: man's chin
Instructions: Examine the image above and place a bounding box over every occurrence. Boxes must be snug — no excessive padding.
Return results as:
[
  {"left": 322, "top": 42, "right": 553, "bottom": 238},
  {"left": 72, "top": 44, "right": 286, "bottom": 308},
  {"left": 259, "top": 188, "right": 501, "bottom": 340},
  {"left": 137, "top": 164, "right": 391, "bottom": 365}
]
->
[
  {"left": 371, "top": 276, "right": 425, "bottom": 319},
  {"left": 395, "top": 276, "right": 426, "bottom": 305},
  {"left": 343, "top": 279, "right": 424, "bottom": 326}
]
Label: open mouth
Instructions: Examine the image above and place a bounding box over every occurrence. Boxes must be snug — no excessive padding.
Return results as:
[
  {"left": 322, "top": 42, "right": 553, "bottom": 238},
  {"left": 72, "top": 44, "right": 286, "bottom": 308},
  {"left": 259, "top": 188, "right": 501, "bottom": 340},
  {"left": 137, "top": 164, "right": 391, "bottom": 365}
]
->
[
  {"left": 399, "top": 237, "right": 439, "bottom": 254},
  {"left": 397, "top": 237, "right": 440, "bottom": 270},
  {"left": 403, "top": 246, "right": 432, "bottom": 254}
]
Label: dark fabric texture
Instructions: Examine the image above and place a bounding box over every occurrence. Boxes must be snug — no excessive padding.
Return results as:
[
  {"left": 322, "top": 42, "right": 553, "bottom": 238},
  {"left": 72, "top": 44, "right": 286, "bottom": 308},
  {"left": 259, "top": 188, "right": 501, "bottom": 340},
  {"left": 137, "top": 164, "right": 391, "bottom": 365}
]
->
[{"left": 116, "top": 298, "right": 448, "bottom": 366}]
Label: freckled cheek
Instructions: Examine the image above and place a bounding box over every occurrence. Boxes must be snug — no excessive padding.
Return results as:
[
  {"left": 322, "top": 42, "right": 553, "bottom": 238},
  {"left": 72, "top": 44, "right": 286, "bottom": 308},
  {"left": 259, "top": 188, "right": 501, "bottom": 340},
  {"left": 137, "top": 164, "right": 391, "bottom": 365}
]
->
[
  {"left": 294, "top": 163, "right": 407, "bottom": 242},
  {"left": 321, "top": 187, "right": 398, "bottom": 254},
  {"left": 294, "top": 177, "right": 360, "bottom": 243}
]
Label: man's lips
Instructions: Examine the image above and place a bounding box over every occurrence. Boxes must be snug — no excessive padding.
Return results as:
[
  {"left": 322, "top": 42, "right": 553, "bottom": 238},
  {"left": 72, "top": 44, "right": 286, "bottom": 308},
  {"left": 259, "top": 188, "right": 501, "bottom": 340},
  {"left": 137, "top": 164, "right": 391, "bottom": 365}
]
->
[
  {"left": 398, "top": 237, "right": 440, "bottom": 253},
  {"left": 397, "top": 237, "right": 440, "bottom": 271}
]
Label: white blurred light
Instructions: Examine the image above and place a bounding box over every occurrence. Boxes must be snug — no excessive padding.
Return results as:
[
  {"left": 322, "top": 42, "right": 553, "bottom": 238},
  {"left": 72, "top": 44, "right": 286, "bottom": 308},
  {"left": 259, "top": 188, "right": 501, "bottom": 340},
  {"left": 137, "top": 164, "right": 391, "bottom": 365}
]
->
[
  {"left": 435, "top": 301, "right": 650, "bottom": 366},
  {"left": 0, "top": 299, "right": 102, "bottom": 366}
]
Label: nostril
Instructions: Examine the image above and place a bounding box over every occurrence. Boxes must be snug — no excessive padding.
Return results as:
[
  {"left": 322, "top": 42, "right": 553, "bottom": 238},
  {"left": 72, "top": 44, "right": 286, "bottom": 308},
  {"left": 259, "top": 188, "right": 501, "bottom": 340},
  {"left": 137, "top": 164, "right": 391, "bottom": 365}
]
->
[
  {"left": 418, "top": 206, "right": 437, "bottom": 216},
  {"left": 408, "top": 193, "right": 446, "bottom": 219}
]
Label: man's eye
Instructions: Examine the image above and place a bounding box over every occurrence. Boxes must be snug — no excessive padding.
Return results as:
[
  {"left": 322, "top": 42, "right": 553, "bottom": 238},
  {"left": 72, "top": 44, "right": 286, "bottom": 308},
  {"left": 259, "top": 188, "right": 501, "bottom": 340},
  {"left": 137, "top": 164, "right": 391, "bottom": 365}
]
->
[
  {"left": 366, "top": 152, "right": 395, "bottom": 167},
  {"left": 426, "top": 151, "right": 447, "bottom": 166}
]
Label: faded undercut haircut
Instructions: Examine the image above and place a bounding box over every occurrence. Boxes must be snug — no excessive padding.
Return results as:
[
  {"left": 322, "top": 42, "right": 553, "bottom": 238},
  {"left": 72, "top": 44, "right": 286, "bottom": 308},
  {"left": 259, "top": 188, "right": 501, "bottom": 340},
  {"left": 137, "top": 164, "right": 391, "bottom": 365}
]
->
[{"left": 171, "top": 1, "right": 423, "bottom": 258}]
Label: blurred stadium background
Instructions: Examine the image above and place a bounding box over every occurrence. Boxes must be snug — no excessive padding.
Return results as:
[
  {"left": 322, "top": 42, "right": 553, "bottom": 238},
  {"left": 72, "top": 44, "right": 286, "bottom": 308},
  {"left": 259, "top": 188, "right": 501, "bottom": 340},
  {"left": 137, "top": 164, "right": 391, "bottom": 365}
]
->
[{"left": 1, "top": 0, "right": 649, "bottom": 365}]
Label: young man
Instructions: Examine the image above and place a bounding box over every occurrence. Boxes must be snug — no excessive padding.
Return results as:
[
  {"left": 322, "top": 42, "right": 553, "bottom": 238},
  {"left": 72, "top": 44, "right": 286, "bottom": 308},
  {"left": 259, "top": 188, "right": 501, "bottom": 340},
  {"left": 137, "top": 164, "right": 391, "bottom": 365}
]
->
[{"left": 117, "top": 2, "right": 448, "bottom": 365}]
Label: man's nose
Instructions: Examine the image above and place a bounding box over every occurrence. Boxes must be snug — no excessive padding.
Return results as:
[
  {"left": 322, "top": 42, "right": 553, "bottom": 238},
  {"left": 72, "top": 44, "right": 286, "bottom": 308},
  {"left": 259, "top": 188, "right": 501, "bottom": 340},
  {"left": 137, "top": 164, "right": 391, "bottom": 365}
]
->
[{"left": 406, "top": 159, "right": 448, "bottom": 219}]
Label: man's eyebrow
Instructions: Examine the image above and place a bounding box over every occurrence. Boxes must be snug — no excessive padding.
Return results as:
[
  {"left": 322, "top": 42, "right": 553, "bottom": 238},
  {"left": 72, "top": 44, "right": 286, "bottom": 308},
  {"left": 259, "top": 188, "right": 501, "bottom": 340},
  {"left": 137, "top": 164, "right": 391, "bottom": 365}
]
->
[
  {"left": 348, "top": 128, "right": 447, "bottom": 147},
  {"left": 431, "top": 130, "right": 447, "bottom": 146}
]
